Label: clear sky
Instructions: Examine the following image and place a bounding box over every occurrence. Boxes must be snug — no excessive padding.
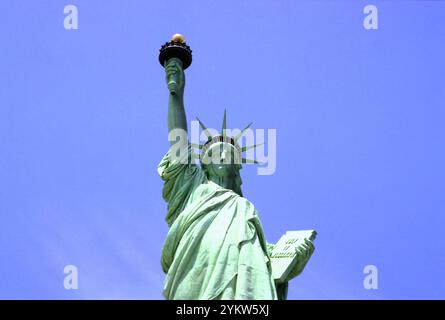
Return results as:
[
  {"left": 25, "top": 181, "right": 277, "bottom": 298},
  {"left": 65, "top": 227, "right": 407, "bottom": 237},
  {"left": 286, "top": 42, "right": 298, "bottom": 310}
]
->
[{"left": 0, "top": 0, "right": 444, "bottom": 299}]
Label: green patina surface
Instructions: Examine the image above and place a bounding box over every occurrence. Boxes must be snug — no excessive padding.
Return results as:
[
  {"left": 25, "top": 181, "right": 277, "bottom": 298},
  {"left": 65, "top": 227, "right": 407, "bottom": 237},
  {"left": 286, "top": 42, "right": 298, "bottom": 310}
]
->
[{"left": 158, "top": 56, "right": 313, "bottom": 300}]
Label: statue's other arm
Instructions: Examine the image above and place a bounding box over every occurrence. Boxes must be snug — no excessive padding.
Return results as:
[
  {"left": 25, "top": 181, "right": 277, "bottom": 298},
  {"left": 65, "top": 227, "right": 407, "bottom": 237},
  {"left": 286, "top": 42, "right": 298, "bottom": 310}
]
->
[{"left": 165, "top": 57, "right": 187, "bottom": 144}]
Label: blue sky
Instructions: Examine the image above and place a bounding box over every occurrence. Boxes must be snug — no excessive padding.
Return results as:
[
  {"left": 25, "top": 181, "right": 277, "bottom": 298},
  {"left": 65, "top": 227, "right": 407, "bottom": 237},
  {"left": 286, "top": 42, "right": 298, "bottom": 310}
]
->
[{"left": 0, "top": 0, "right": 444, "bottom": 299}]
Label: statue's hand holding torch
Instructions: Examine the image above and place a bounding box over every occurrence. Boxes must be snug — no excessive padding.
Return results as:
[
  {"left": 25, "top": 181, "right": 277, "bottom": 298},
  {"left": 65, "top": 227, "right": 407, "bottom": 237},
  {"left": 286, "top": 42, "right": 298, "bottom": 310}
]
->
[
  {"left": 159, "top": 34, "right": 192, "bottom": 96},
  {"left": 165, "top": 58, "right": 184, "bottom": 96}
]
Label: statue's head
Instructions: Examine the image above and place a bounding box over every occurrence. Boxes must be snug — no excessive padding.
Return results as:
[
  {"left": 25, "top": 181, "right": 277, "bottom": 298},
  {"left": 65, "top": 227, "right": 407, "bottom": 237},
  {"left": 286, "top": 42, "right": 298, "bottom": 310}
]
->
[
  {"left": 196, "top": 110, "right": 259, "bottom": 197},
  {"left": 201, "top": 137, "right": 243, "bottom": 195}
]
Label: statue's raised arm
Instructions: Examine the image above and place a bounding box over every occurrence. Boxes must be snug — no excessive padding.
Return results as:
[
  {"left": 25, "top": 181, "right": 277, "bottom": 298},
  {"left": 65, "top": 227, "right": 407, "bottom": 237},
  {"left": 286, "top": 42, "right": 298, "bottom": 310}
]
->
[
  {"left": 165, "top": 57, "right": 187, "bottom": 140},
  {"left": 157, "top": 35, "right": 204, "bottom": 228},
  {"left": 159, "top": 34, "right": 192, "bottom": 143}
]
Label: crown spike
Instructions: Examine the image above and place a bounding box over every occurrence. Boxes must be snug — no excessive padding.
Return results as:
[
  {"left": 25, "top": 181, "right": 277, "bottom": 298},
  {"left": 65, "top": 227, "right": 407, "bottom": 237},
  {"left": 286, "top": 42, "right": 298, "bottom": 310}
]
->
[
  {"left": 196, "top": 117, "right": 213, "bottom": 139},
  {"left": 241, "top": 143, "right": 264, "bottom": 152},
  {"left": 221, "top": 109, "right": 227, "bottom": 137},
  {"left": 234, "top": 122, "right": 253, "bottom": 141}
]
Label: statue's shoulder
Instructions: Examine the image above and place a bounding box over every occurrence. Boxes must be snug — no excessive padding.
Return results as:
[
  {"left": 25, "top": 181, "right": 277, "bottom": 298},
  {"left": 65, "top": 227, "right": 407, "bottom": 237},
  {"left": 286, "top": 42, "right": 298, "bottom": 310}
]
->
[
  {"left": 237, "top": 195, "right": 256, "bottom": 211},
  {"left": 225, "top": 189, "right": 256, "bottom": 212}
]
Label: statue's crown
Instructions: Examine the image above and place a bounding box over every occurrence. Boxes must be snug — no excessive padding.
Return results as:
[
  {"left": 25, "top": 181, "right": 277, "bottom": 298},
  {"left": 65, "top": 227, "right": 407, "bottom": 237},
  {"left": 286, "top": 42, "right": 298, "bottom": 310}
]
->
[
  {"left": 201, "top": 135, "right": 241, "bottom": 158},
  {"left": 194, "top": 110, "right": 262, "bottom": 165}
]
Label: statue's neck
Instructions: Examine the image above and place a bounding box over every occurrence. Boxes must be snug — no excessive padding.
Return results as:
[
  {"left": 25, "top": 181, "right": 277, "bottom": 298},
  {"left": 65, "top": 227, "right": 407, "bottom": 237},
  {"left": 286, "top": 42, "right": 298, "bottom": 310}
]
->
[{"left": 208, "top": 176, "right": 236, "bottom": 192}]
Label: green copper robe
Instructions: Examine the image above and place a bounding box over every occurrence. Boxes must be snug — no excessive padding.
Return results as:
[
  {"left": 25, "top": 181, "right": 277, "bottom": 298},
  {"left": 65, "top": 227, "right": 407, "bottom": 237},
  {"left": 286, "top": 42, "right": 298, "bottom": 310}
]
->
[{"left": 158, "top": 145, "right": 279, "bottom": 300}]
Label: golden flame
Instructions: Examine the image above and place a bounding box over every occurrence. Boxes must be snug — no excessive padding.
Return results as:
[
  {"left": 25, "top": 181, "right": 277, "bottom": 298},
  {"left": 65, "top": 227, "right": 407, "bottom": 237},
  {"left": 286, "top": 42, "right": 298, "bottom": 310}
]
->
[{"left": 171, "top": 34, "right": 186, "bottom": 43}]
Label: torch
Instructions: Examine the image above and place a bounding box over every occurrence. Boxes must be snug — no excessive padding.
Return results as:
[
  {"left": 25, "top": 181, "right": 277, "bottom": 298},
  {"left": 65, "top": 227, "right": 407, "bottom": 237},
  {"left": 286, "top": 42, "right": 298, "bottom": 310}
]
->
[{"left": 159, "top": 34, "right": 193, "bottom": 95}]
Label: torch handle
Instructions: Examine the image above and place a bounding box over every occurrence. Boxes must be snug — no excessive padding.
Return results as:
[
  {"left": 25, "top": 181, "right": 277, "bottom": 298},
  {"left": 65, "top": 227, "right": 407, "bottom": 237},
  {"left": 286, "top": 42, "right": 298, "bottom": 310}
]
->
[
  {"left": 168, "top": 73, "right": 178, "bottom": 96},
  {"left": 165, "top": 57, "right": 183, "bottom": 96}
]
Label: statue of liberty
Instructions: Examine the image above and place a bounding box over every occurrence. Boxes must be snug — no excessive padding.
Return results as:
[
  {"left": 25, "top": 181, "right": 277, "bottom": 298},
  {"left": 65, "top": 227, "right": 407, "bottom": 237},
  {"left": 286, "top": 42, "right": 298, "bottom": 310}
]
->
[{"left": 158, "top": 35, "right": 315, "bottom": 300}]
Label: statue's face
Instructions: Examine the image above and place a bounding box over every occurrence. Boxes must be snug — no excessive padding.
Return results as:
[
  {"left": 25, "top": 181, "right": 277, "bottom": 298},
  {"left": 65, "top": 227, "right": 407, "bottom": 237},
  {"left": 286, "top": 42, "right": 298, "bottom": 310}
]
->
[{"left": 202, "top": 143, "right": 240, "bottom": 182}]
